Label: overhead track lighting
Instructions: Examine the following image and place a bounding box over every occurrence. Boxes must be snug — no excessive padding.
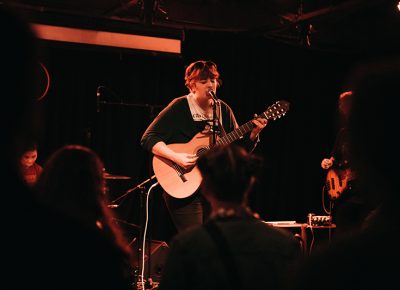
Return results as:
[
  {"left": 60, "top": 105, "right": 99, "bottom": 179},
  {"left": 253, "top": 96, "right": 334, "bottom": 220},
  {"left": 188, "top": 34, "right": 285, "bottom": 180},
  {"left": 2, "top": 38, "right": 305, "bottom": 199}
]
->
[{"left": 32, "top": 23, "right": 181, "bottom": 54}]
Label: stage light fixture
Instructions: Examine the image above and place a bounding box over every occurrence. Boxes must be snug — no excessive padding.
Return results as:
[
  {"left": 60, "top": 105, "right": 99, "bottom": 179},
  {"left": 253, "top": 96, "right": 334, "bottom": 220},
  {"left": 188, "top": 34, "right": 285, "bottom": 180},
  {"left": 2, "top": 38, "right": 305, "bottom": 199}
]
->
[{"left": 32, "top": 23, "right": 181, "bottom": 54}]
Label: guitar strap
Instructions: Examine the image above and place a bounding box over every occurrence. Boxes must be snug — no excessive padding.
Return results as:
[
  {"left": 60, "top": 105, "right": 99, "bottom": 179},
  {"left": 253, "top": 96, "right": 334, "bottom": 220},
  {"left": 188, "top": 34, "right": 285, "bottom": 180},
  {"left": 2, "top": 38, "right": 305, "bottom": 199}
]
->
[{"left": 203, "top": 220, "right": 244, "bottom": 290}]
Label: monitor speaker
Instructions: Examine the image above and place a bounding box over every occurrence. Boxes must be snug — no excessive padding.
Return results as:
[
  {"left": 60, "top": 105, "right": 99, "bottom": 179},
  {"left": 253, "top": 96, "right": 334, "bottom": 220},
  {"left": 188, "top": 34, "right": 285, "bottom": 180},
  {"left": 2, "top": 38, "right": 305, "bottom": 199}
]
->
[{"left": 132, "top": 239, "right": 169, "bottom": 282}]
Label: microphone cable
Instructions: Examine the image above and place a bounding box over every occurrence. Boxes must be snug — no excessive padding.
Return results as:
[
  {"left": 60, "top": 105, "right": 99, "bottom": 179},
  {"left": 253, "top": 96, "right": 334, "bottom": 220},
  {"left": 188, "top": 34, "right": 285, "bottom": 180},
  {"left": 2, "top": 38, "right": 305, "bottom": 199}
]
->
[{"left": 140, "top": 181, "right": 159, "bottom": 290}]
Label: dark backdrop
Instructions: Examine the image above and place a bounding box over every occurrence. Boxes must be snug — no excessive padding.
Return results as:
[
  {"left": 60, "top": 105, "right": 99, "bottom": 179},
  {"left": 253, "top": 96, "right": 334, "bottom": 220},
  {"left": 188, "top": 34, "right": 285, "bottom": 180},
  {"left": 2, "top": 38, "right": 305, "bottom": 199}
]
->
[{"left": 35, "top": 30, "right": 384, "bottom": 243}]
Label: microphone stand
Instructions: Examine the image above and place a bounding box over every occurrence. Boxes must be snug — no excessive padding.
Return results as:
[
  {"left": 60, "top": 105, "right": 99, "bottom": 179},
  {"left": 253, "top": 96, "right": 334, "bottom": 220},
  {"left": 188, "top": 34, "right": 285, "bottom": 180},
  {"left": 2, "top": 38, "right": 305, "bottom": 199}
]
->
[
  {"left": 97, "top": 87, "right": 162, "bottom": 287},
  {"left": 110, "top": 175, "right": 156, "bottom": 205},
  {"left": 99, "top": 100, "right": 164, "bottom": 111},
  {"left": 111, "top": 175, "right": 157, "bottom": 289},
  {"left": 96, "top": 85, "right": 164, "bottom": 113},
  {"left": 211, "top": 92, "right": 219, "bottom": 146}
]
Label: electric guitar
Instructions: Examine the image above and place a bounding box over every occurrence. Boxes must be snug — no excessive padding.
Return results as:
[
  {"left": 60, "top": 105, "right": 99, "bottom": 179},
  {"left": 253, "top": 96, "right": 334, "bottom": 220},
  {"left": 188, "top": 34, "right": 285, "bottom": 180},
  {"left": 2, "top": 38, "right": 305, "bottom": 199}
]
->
[
  {"left": 325, "top": 167, "right": 354, "bottom": 200},
  {"left": 153, "top": 100, "right": 290, "bottom": 198}
]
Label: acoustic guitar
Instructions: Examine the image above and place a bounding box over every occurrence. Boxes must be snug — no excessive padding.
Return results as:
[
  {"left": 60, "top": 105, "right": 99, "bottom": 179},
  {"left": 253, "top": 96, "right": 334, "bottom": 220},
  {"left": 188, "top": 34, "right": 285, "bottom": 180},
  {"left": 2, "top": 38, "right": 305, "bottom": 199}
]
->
[{"left": 153, "top": 100, "right": 290, "bottom": 198}]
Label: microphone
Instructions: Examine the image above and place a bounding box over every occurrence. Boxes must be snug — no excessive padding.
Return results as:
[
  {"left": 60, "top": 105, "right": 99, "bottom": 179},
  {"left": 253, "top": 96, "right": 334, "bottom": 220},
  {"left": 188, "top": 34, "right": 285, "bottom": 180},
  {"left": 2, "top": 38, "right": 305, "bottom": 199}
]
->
[
  {"left": 207, "top": 89, "right": 217, "bottom": 101},
  {"left": 96, "top": 86, "right": 101, "bottom": 113}
]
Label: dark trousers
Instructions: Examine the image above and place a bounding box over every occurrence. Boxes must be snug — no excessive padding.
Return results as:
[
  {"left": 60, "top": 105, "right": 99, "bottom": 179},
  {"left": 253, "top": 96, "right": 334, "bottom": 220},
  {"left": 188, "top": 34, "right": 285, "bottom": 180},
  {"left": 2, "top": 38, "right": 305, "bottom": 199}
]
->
[{"left": 163, "top": 191, "right": 211, "bottom": 233}]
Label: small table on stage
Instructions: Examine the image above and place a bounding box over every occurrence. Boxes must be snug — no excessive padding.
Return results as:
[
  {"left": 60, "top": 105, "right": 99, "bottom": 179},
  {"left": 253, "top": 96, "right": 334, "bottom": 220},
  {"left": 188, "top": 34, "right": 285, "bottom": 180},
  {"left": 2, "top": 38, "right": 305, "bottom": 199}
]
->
[
  {"left": 263, "top": 221, "right": 336, "bottom": 254},
  {"left": 263, "top": 221, "right": 308, "bottom": 253}
]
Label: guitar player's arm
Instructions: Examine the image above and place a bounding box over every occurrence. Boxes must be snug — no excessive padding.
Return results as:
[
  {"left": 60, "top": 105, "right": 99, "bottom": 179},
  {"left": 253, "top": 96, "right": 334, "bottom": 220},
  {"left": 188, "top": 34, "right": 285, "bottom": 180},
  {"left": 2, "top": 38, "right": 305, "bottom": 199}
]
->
[{"left": 152, "top": 141, "right": 197, "bottom": 170}]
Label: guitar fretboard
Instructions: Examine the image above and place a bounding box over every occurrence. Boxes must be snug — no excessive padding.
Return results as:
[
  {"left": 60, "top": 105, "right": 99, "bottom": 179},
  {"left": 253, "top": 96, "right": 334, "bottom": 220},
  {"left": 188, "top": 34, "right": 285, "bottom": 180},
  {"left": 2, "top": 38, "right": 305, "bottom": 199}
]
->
[
  {"left": 199, "top": 100, "right": 288, "bottom": 153},
  {"left": 216, "top": 120, "right": 255, "bottom": 146}
]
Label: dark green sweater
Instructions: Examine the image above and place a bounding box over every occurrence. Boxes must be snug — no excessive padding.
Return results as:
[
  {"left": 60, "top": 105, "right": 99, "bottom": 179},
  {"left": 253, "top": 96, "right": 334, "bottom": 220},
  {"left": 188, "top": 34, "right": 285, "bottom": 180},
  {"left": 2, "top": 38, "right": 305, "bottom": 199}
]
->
[{"left": 140, "top": 96, "right": 257, "bottom": 152}]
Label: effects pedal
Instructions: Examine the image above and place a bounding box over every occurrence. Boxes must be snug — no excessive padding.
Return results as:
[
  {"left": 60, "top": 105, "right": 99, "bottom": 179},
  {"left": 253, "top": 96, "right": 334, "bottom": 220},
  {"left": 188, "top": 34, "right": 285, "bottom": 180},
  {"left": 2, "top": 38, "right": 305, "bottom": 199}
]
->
[{"left": 307, "top": 213, "right": 332, "bottom": 226}]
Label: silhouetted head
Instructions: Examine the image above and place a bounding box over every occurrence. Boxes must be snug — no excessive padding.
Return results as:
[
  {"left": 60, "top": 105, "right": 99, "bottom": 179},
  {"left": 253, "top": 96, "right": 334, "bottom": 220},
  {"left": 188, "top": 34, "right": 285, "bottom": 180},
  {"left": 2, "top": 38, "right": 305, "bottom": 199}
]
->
[
  {"left": 197, "top": 144, "right": 263, "bottom": 204},
  {"left": 36, "top": 145, "right": 106, "bottom": 223},
  {"left": 36, "top": 144, "right": 132, "bottom": 259}
]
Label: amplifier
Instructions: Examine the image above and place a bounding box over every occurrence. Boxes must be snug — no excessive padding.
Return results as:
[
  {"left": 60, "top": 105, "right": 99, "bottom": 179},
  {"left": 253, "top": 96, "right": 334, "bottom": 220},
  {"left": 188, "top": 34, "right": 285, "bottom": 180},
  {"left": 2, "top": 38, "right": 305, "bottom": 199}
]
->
[{"left": 307, "top": 214, "right": 332, "bottom": 226}]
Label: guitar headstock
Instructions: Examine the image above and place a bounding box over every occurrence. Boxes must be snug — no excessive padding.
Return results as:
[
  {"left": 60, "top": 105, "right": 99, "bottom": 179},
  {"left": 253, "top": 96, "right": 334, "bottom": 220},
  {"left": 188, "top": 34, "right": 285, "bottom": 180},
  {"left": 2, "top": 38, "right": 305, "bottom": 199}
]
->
[{"left": 262, "top": 100, "right": 290, "bottom": 120}]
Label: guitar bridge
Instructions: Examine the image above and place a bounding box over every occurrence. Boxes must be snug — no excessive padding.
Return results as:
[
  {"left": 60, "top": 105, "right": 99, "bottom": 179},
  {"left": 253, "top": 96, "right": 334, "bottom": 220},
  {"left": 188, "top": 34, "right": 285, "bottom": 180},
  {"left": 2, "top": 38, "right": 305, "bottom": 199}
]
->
[
  {"left": 180, "top": 175, "right": 187, "bottom": 182},
  {"left": 173, "top": 164, "right": 187, "bottom": 183}
]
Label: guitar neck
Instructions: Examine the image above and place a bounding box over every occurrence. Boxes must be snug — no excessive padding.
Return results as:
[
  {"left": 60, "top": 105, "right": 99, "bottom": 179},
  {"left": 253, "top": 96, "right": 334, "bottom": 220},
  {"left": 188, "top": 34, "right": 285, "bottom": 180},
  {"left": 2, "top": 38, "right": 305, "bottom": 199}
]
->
[
  {"left": 216, "top": 120, "right": 254, "bottom": 146},
  {"left": 204, "top": 100, "right": 288, "bottom": 149}
]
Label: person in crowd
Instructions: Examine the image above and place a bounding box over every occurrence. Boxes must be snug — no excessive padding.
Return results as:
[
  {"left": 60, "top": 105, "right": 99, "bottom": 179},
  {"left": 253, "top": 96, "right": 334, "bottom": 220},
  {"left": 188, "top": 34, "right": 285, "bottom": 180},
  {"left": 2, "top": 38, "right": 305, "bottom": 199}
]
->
[
  {"left": 0, "top": 4, "right": 134, "bottom": 288},
  {"left": 158, "top": 144, "right": 302, "bottom": 290},
  {"left": 35, "top": 144, "right": 135, "bottom": 288},
  {"left": 0, "top": 3, "right": 53, "bottom": 287},
  {"left": 321, "top": 90, "right": 373, "bottom": 239},
  {"left": 19, "top": 143, "right": 43, "bottom": 187},
  {"left": 292, "top": 57, "right": 400, "bottom": 290},
  {"left": 141, "top": 60, "right": 268, "bottom": 233}
]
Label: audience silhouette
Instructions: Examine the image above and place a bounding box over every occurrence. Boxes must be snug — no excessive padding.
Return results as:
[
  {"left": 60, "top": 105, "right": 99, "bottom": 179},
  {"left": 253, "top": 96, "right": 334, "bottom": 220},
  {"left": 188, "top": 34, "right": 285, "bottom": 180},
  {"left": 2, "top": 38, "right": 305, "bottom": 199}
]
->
[
  {"left": 159, "top": 144, "right": 301, "bottom": 290},
  {"left": 0, "top": 4, "right": 133, "bottom": 288},
  {"left": 35, "top": 144, "right": 134, "bottom": 288}
]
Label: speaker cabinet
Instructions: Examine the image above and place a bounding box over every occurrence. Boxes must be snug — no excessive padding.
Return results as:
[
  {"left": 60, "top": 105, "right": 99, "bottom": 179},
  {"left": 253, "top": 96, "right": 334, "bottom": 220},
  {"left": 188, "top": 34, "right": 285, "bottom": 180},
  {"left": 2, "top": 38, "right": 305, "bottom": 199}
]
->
[{"left": 132, "top": 240, "right": 169, "bottom": 282}]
